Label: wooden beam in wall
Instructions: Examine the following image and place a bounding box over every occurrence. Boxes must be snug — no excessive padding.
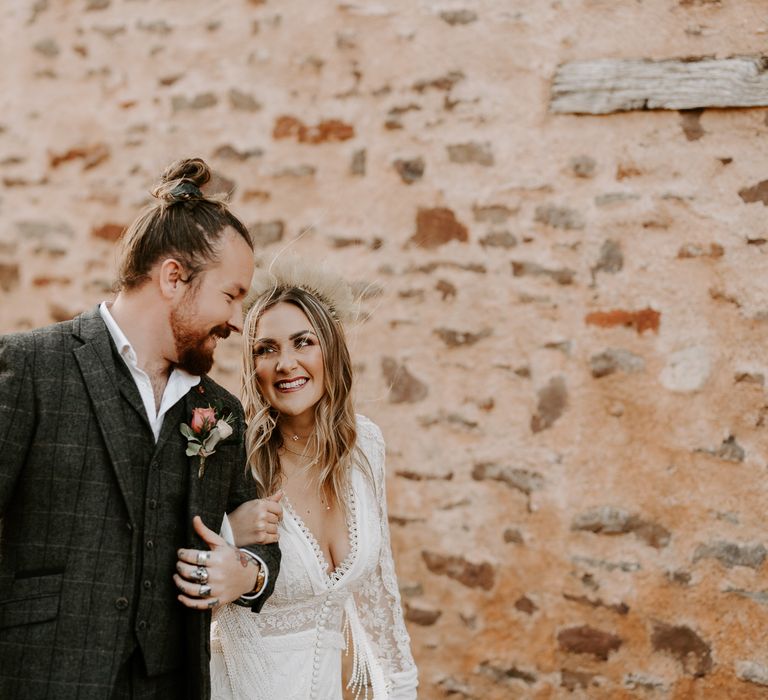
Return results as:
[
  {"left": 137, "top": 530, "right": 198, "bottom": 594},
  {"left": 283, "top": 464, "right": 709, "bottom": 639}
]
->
[{"left": 550, "top": 56, "right": 768, "bottom": 114}]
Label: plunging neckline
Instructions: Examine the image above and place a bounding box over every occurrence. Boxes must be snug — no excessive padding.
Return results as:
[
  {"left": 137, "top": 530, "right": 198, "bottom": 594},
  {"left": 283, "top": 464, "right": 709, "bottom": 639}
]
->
[{"left": 283, "top": 485, "right": 359, "bottom": 586}]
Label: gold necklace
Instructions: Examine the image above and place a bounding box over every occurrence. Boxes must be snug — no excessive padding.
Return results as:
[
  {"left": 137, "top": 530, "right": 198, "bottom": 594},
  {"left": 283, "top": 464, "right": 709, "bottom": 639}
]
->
[
  {"left": 280, "top": 429, "right": 313, "bottom": 443},
  {"left": 282, "top": 468, "right": 332, "bottom": 513},
  {"left": 281, "top": 443, "right": 315, "bottom": 458}
]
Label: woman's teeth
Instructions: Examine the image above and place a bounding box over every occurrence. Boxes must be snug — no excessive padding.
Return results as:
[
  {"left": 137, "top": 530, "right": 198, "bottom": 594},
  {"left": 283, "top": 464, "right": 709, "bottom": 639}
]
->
[{"left": 277, "top": 378, "right": 307, "bottom": 390}]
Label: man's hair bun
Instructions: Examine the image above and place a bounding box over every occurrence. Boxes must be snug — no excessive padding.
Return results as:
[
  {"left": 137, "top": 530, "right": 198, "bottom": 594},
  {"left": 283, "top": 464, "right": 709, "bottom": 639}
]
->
[{"left": 151, "top": 157, "right": 211, "bottom": 203}]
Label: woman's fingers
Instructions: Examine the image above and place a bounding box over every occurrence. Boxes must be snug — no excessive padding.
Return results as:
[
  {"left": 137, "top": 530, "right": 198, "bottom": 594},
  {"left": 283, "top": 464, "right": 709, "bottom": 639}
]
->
[{"left": 249, "top": 528, "right": 279, "bottom": 545}]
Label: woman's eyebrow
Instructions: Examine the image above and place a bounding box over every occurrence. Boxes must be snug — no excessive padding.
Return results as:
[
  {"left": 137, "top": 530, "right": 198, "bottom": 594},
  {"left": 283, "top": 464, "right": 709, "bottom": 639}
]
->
[{"left": 289, "top": 330, "right": 316, "bottom": 340}]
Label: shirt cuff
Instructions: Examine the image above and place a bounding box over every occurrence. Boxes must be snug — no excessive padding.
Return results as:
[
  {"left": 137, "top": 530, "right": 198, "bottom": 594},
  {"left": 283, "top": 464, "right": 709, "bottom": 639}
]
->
[{"left": 237, "top": 548, "right": 269, "bottom": 601}]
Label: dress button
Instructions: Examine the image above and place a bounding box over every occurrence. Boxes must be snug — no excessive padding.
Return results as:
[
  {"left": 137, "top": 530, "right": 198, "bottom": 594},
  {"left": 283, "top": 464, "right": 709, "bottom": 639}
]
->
[
  {"left": 143, "top": 580, "right": 152, "bottom": 590},
  {"left": 145, "top": 540, "right": 154, "bottom": 550},
  {"left": 114, "top": 597, "right": 129, "bottom": 611}
]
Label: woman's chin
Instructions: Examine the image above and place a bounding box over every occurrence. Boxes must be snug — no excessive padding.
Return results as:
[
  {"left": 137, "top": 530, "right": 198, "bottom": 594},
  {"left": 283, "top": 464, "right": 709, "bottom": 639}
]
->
[{"left": 275, "top": 403, "right": 317, "bottom": 422}]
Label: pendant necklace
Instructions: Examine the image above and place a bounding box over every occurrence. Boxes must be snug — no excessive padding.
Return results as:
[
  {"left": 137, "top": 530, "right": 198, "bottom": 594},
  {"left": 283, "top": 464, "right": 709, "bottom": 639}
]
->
[{"left": 279, "top": 443, "right": 330, "bottom": 512}]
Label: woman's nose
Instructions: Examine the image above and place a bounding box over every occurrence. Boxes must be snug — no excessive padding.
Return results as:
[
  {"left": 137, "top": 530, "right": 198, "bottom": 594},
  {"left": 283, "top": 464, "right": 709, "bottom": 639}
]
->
[{"left": 276, "top": 349, "right": 298, "bottom": 372}]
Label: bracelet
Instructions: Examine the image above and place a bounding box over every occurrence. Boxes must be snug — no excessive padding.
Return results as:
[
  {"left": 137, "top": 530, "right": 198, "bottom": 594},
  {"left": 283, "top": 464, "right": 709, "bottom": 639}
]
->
[{"left": 238, "top": 548, "right": 266, "bottom": 597}]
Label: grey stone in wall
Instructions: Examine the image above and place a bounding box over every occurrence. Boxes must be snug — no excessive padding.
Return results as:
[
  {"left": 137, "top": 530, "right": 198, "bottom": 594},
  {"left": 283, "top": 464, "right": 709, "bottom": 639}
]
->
[{"left": 693, "top": 541, "right": 766, "bottom": 569}]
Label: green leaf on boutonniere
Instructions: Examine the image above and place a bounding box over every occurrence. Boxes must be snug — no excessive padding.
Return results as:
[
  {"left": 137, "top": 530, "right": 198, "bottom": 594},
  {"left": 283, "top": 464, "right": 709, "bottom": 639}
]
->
[{"left": 181, "top": 406, "right": 236, "bottom": 479}]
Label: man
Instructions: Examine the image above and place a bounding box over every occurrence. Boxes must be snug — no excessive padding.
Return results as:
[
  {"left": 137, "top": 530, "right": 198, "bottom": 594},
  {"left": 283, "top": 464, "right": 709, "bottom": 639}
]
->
[{"left": 0, "top": 158, "right": 280, "bottom": 699}]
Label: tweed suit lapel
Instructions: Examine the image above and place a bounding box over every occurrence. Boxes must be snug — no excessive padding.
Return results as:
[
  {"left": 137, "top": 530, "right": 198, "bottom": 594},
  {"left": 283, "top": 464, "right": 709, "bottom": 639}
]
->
[
  {"left": 113, "top": 359, "right": 151, "bottom": 430},
  {"left": 154, "top": 392, "right": 189, "bottom": 456},
  {"left": 72, "top": 308, "right": 138, "bottom": 528},
  {"left": 183, "top": 379, "right": 233, "bottom": 532},
  {"left": 184, "top": 380, "right": 211, "bottom": 519}
]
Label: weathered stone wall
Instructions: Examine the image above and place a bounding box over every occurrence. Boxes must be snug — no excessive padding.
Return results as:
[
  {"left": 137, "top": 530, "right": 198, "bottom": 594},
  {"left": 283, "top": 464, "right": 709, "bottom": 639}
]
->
[{"left": 3, "top": 1, "right": 768, "bottom": 697}]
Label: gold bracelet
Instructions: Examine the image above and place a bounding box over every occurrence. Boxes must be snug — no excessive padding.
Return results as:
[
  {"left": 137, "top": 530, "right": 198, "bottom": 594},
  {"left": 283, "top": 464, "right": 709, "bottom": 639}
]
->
[
  {"left": 249, "top": 566, "right": 266, "bottom": 596},
  {"left": 238, "top": 548, "right": 266, "bottom": 596}
]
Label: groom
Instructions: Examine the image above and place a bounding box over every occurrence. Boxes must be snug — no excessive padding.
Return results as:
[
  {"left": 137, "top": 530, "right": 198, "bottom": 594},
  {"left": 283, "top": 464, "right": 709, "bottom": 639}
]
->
[{"left": 0, "top": 159, "right": 280, "bottom": 699}]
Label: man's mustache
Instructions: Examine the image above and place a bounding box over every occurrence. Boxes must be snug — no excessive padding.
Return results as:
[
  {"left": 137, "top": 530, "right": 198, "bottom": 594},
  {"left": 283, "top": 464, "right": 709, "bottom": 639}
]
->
[{"left": 210, "top": 325, "right": 231, "bottom": 341}]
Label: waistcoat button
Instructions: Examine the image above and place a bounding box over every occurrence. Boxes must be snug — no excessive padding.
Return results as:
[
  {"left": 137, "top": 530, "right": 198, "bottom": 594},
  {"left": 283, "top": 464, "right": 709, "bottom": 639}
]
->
[
  {"left": 114, "top": 597, "right": 129, "bottom": 611},
  {"left": 146, "top": 540, "right": 154, "bottom": 550}
]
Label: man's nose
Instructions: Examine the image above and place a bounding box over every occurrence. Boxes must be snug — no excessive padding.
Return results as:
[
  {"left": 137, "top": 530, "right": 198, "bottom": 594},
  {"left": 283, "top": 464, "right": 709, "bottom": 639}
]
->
[{"left": 228, "top": 301, "right": 244, "bottom": 334}]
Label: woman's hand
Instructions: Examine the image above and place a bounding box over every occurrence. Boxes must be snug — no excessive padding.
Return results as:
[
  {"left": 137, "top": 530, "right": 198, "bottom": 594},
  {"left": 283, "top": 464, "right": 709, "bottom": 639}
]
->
[{"left": 227, "top": 490, "right": 284, "bottom": 545}]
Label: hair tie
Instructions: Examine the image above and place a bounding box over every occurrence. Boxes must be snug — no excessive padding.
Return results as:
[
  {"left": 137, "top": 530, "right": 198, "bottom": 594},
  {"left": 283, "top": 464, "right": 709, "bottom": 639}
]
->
[{"left": 168, "top": 181, "right": 203, "bottom": 201}]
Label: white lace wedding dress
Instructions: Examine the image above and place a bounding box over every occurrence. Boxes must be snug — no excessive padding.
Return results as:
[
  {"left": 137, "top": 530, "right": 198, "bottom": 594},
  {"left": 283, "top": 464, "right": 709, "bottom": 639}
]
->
[{"left": 210, "top": 416, "right": 418, "bottom": 700}]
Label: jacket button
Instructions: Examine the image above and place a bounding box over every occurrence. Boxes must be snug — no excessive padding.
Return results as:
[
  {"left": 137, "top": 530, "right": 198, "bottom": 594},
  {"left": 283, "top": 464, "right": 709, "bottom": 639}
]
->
[
  {"left": 148, "top": 499, "right": 158, "bottom": 510},
  {"left": 145, "top": 540, "right": 154, "bottom": 550},
  {"left": 114, "top": 597, "right": 129, "bottom": 611},
  {"left": 126, "top": 522, "right": 133, "bottom": 532},
  {"left": 143, "top": 580, "right": 152, "bottom": 590},
  {"left": 137, "top": 620, "right": 148, "bottom": 631}
]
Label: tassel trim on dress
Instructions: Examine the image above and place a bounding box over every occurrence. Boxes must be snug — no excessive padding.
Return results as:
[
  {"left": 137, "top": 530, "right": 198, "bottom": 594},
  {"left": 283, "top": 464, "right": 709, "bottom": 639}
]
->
[{"left": 344, "top": 599, "right": 388, "bottom": 699}]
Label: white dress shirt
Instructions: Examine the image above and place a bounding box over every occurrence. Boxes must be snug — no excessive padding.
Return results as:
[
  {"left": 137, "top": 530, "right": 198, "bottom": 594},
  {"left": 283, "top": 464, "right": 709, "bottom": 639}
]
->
[{"left": 99, "top": 302, "right": 200, "bottom": 441}]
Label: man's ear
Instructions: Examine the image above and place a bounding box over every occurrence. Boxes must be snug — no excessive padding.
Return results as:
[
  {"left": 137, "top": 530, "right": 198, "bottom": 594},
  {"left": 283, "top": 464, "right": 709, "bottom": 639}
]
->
[{"left": 157, "top": 258, "right": 187, "bottom": 300}]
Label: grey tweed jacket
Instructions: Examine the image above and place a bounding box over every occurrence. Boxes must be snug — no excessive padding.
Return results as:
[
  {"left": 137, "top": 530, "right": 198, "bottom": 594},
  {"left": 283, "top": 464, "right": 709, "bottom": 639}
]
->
[{"left": 0, "top": 307, "right": 280, "bottom": 700}]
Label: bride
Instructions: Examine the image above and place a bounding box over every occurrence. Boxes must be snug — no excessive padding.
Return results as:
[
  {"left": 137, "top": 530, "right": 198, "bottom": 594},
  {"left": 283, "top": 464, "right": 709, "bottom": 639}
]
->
[{"left": 211, "top": 258, "right": 418, "bottom": 699}]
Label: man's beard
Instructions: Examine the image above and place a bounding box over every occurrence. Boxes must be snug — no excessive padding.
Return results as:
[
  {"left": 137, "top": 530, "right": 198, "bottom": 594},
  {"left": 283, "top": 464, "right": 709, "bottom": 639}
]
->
[{"left": 170, "top": 303, "right": 231, "bottom": 376}]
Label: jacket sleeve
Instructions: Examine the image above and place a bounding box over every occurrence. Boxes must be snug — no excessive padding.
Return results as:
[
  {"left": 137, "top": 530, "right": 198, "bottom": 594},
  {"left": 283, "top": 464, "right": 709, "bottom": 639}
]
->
[
  {"left": 226, "top": 406, "right": 281, "bottom": 613},
  {"left": 0, "top": 334, "right": 35, "bottom": 516},
  {"left": 349, "top": 418, "right": 418, "bottom": 700}
]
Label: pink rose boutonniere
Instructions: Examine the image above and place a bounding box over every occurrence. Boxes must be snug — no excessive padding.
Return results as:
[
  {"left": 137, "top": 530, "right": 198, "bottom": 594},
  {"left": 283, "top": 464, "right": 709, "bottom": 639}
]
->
[{"left": 180, "top": 405, "right": 235, "bottom": 478}]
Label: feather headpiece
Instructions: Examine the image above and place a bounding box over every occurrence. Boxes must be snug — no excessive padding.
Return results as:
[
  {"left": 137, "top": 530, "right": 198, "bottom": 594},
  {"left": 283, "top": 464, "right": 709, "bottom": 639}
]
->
[{"left": 243, "top": 253, "right": 357, "bottom": 324}]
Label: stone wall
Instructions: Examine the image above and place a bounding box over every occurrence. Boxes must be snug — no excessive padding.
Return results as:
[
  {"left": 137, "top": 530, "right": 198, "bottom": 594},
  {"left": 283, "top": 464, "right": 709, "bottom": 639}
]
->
[{"left": 3, "top": 1, "right": 768, "bottom": 697}]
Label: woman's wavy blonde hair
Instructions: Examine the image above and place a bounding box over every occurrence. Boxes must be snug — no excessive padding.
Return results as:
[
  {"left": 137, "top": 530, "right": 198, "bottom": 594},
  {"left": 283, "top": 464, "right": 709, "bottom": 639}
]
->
[{"left": 241, "top": 283, "right": 370, "bottom": 509}]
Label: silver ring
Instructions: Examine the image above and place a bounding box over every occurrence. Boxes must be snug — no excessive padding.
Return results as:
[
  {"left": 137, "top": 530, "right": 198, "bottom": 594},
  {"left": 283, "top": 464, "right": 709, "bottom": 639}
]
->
[
  {"left": 199, "top": 584, "right": 212, "bottom": 598},
  {"left": 196, "top": 551, "right": 210, "bottom": 566},
  {"left": 195, "top": 566, "right": 209, "bottom": 584}
]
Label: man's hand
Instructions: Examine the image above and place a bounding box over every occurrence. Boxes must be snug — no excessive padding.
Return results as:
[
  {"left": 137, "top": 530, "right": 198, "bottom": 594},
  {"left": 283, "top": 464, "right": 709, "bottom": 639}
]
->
[
  {"left": 226, "top": 490, "right": 283, "bottom": 545},
  {"left": 174, "top": 516, "right": 260, "bottom": 610}
]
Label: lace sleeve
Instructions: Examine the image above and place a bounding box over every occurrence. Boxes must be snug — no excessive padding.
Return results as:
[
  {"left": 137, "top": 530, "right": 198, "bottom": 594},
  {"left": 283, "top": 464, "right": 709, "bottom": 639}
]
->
[{"left": 348, "top": 417, "right": 418, "bottom": 700}]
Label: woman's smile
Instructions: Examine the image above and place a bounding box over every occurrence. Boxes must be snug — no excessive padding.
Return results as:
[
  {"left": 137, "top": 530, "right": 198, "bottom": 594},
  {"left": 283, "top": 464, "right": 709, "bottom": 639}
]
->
[{"left": 275, "top": 377, "right": 309, "bottom": 392}]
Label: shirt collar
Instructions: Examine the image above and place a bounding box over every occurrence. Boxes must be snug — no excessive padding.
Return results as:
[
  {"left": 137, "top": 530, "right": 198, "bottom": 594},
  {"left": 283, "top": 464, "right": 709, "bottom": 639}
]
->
[{"left": 98, "top": 301, "right": 201, "bottom": 387}]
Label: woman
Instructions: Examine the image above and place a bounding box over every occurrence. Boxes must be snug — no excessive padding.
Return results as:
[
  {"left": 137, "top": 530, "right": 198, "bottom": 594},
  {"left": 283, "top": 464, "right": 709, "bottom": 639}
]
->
[{"left": 211, "top": 258, "right": 418, "bottom": 699}]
